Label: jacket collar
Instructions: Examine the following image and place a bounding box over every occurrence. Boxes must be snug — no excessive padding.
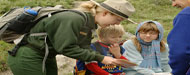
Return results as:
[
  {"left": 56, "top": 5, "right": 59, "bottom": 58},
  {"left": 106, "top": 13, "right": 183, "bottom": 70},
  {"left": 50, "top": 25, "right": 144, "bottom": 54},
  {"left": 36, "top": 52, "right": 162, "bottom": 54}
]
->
[{"left": 85, "top": 12, "right": 98, "bottom": 29}]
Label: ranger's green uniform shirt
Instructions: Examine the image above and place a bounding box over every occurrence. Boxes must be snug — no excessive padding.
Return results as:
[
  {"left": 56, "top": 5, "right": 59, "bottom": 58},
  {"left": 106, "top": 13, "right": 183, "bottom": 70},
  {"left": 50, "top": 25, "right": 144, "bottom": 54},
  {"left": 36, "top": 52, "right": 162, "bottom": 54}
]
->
[{"left": 8, "top": 11, "right": 104, "bottom": 75}]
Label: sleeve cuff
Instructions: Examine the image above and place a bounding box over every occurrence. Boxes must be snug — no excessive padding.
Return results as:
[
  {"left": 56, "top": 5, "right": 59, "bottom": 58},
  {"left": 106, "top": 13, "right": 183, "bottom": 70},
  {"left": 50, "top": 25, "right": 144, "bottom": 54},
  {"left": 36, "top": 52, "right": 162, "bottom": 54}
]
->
[
  {"left": 120, "top": 56, "right": 128, "bottom": 60},
  {"left": 95, "top": 54, "right": 104, "bottom": 62}
]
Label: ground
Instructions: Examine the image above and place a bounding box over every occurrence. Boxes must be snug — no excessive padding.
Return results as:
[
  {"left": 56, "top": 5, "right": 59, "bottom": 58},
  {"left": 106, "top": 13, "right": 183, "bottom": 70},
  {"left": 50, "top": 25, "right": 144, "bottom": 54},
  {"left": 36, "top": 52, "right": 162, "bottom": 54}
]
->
[{"left": 0, "top": 55, "right": 76, "bottom": 75}]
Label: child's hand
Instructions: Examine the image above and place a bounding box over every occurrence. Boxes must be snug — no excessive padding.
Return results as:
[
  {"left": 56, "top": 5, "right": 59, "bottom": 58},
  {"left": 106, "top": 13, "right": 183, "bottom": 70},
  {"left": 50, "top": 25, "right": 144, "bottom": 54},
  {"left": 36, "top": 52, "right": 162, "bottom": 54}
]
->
[{"left": 108, "top": 43, "right": 121, "bottom": 58}]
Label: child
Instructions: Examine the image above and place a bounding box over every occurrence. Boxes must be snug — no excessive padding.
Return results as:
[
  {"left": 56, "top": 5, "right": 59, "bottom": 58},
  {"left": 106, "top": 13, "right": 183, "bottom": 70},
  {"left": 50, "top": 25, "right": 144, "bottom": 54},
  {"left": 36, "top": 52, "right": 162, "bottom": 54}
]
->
[
  {"left": 75, "top": 25, "right": 128, "bottom": 75},
  {"left": 122, "top": 21, "right": 171, "bottom": 75}
]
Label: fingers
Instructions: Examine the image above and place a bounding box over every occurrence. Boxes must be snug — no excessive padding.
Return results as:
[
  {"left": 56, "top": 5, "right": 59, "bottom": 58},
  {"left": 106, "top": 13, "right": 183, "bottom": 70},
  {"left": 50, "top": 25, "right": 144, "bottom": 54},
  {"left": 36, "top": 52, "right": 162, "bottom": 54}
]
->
[
  {"left": 109, "top": 43, "right": 119, "bottom": 48},
  {"left": 101, "top": 56, "right": 123, "bottom": 66},
  {"left": 101, "top": 56, "right": 116, "bottom": 65},
  {"left": 108, "top": 43, "right": 120, "bottom": 51},
  {"left": 112, "top": 59, "right": 137, "bottom": 68}
]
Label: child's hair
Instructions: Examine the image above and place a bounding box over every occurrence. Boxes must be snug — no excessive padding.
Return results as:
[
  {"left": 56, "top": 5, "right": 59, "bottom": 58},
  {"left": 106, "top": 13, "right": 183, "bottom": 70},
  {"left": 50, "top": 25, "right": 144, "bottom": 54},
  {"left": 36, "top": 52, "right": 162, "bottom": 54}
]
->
[
  {"left": 97, "top": 25, "right": 125, "bottom": 39},
  {"left": 138, "top": 22, "right": 159, "bottom": 33},
  {"left": 75, "top": 1, "right": 107, "bottom": 16},
  {"left": 132, "top": 22, "right": 166, "bottom": 52}
]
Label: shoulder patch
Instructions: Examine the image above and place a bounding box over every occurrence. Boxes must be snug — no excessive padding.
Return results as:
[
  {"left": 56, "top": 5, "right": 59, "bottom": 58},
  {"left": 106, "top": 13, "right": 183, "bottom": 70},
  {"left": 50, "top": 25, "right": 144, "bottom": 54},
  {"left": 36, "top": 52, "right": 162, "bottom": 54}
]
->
[{"left": 80, "top": 31, "right": 87, "bottom": 36}]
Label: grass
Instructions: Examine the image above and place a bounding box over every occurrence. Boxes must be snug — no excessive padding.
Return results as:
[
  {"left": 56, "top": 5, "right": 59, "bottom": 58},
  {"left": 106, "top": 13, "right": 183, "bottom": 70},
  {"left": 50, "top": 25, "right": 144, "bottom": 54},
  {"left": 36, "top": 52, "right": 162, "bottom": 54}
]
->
[
  {"left": 123, "top": 0, "right": 180, "bottom": 41},
  {"left": 0, "top": 0, "right": 74, "bottom": 15},
  {"left": 0, "top": 41, "right": 14, "bottom": 71},
  {"left": 0, "top": 0, "right": 181, "bottom": 73}
]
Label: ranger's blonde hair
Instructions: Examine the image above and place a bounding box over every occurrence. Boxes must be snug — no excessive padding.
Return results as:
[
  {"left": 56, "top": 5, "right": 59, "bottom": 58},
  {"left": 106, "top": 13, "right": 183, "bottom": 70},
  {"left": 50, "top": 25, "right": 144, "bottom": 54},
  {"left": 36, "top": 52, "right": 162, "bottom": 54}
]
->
[
  {"left": 75, "top": 1, "right": 107, "bottom": 16},
  {"left": 97, "top": 25, "right": 125, "bottom": 39}
]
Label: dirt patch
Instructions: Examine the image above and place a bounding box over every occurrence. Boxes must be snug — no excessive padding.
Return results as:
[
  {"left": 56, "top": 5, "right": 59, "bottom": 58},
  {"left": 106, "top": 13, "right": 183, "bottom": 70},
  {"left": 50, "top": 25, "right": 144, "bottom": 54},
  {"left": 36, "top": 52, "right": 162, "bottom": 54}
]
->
[
  {"left": 0, "top": 55, "right": 76, "bottom": 75},
  {"left": 0, "top": 69, "right": 13, "bottom": 75},
  {"left": 56, "top": 55, "right": 76, "bottom": 75}
]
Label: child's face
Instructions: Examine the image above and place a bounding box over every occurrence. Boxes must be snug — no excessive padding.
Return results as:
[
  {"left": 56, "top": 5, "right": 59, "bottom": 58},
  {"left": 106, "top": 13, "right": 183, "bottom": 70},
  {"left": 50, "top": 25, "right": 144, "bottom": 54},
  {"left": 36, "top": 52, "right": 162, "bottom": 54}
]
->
[
  {"left": 101, "top": 34, "right": 123, "bottom": 45},
  {"left": 139, "top": 31, "right": 159, "bottom": 42}
]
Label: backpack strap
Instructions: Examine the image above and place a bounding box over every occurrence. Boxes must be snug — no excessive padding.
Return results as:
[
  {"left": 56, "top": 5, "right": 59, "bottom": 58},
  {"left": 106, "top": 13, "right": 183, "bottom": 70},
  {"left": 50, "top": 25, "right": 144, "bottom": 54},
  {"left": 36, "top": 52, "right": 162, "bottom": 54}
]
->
[
  {"left": 0, "top": 25, "right": 8, "bottom": 37},
  {"left": 37, "top": 33, "right": 48, "bottom": 73},
  {"left": 8, "top": 33, "right": 47, "bottom": 56}
]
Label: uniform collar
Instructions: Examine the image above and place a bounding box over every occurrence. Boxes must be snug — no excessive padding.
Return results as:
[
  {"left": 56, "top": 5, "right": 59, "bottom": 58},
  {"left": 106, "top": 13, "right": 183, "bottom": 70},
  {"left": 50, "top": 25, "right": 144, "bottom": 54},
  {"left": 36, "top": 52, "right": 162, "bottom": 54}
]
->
[{"left": 85, "top": 12, "right": 98, "bottom": 29}]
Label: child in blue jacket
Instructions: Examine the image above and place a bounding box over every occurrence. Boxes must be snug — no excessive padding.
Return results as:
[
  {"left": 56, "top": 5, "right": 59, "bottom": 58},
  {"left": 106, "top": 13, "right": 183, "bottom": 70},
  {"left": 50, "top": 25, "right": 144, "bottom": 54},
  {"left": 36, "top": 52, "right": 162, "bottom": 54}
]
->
[{"left": 123, "top": 21, "right": 171, "bottom": 75}]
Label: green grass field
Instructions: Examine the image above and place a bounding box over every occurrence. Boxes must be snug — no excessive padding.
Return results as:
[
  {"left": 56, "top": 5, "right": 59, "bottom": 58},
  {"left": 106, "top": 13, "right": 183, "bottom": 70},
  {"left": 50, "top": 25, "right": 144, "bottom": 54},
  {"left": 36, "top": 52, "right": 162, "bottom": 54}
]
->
[
  {"left": 123, "top": 0, "right": 180, "bottom": 40},
  {"left": 0, "top": 0, "right": 181, "bottom": 72}
]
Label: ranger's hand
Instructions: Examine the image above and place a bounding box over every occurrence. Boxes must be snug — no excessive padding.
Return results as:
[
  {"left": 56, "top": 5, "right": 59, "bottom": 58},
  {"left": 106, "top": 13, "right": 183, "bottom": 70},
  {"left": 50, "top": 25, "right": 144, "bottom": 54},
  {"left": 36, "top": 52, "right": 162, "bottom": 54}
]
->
[{"left": 101, "top": 56, "right": 117, "bottom": 65}]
